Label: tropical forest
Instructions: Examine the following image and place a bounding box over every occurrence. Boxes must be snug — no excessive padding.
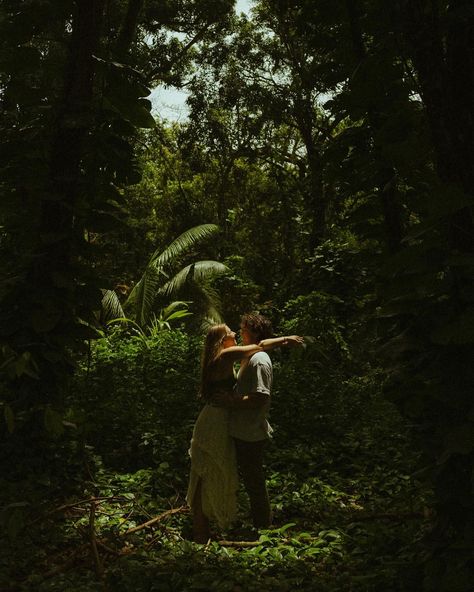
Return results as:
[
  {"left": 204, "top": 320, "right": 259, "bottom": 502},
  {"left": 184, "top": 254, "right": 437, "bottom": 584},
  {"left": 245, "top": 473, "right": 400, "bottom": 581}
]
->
[{"left": 0, "top": 0, "right": 473, "bottom": 590}]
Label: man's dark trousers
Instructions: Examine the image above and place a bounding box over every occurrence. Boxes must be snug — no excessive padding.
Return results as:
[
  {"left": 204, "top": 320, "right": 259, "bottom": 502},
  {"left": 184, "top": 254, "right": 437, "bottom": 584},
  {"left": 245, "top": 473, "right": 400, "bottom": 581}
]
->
[{"left": 234, "top": 438, "right": 271, "bottom": 528}]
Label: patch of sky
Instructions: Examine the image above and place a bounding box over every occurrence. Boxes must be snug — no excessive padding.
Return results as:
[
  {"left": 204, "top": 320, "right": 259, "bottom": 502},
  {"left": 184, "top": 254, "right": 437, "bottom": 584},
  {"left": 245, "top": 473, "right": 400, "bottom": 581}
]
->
[
  {"left": 149, "top": 0, "right": 253, "bottom": 121},
  {"left": 235, "top": 0, "right": 253, "bottom": 15}
]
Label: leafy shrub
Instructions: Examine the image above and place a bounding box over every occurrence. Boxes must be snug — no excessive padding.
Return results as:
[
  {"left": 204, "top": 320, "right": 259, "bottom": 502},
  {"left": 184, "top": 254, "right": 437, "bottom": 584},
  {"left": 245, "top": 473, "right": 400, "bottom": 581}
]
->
[{"left": 69, "top": 329, "right": 202, "bottom": 470}]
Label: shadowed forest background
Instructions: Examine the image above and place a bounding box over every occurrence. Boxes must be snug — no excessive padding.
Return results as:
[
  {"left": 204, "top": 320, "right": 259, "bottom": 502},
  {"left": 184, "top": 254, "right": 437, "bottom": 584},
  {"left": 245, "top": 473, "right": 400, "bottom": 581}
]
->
[{"left": 0, "top": 0, "right": 473, "bottom": 590}]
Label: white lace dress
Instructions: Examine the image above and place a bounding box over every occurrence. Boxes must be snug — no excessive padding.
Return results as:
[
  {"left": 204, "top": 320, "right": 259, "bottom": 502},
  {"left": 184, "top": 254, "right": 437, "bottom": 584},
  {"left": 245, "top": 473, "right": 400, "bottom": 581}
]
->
[{"left": 186, "top": 402, "right": 239, "bottom": 529}]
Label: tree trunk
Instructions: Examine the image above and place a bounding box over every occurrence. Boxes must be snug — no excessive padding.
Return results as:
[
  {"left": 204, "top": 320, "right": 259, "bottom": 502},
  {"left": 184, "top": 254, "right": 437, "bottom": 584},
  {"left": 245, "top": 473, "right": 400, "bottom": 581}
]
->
[
  {"left": 41, "top": 0, "right": 105, "bottom": 271},
  {"left": 399, "top": 0, "right": 474, "bottom": 251},
  {"left": 346, "top": 0, "right": 404, "bottom": 253},
  {"left": 32, "top": 0, "right": 105, "bottom": 392},
  {"left": 115, "top": 0, "right": 145, "bottom": 61},
  {"left": 387, "top": 1, "right": 474, "bottom": 580},
  {"left": 293, "top": 92, "right": 328, "bottom": 251}
]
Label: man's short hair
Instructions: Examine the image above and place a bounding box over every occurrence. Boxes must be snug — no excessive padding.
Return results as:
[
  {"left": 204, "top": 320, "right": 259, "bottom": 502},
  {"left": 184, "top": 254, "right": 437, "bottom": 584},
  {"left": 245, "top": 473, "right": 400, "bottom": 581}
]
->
[{"left": 241, "top": 313, "right": 273, "bottom": 341}]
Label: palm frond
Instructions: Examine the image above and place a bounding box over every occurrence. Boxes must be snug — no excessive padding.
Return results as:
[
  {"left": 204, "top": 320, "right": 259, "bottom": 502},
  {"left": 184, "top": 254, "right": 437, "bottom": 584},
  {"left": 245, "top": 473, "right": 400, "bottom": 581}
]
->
[
  {"left": 100, "top": 289, "right": 125, "bottom": 324},
  {"left": 200, "top": 306, "right": 224, "bottom": 330},
  {"left": 159, "top": 261, "right": 228, "bottom": 299},
  {"left": 123, "top": 225, "right": 223, "bottom": 329},
  {"left": 124, "top": 266, "right": 165, "bottom": 326},
  {"left": 180, "top": 281, "right": 224, "bottom": 333},
  {"left": 161, "top": 301, "right": 193, "bottom": 323},
  {"left": 165, "top": 309, "right": 193, "bottom": 322},
  {"left": 199, "top": 299, "right": 224, "bottom": 330},
  {"left": 199, "top": 316, "right": 217, "bottom": 333},
  {"left": 196, "top": 284, "right": 224, "bottom": 327},
  {"left": 149, "top": 224, "right": 219, "bottom": 269},
  {"left": 160, "top": 300, "right": 192, "bottom": 318}
]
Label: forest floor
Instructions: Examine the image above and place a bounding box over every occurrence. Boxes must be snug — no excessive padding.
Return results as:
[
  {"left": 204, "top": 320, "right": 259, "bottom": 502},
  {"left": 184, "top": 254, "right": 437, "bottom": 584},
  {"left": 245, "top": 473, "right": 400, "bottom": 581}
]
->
[{"left": 1, "top": 410, "right": 433, "bottom": 592}]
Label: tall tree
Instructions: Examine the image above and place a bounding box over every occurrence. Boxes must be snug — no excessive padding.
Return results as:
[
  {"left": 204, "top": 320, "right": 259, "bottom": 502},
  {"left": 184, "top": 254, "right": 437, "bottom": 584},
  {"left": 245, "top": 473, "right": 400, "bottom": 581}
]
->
[
  {"left": 0, "top": 0, "right": 235, "bottom": 444},
  {"left": 316, "top": 1, "right": 474, "bottom": 586}
]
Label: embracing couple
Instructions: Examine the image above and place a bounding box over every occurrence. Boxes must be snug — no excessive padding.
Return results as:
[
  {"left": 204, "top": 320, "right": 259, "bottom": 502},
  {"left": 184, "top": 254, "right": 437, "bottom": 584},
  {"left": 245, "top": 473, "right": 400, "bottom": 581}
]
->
[{"left": 186, "top": 313, "right": 303, "bottom": 543}]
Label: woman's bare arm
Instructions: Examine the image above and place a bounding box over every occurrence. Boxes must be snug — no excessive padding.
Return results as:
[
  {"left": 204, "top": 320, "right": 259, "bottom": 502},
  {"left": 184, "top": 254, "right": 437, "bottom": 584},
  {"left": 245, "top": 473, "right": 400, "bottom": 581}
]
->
[
  {"left": 217, "top": 335, "right": 304, "bottom": 363},
  {"left": 217, "top": 344, "right": 262, "bottom": 363},
  {"left": 259, "top": 335, "right": 304, "bottom": 349}
]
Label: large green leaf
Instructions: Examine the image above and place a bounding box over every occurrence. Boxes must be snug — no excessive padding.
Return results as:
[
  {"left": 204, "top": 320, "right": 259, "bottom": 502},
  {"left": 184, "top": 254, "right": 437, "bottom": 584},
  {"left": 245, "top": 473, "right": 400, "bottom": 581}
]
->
[
  {"left": 102, "top": 96, "right": 156, "bottom": 129},
  {"left": 159, "top": 261, "right": 228, "bottom": 298},
  {"left": 149, "top": 224, "right": 219, "bottom": 269},
  {"left": 124, "top": 225, "right": 223, "bottom": 326},
  {"left": 200, "top": 304, "right": 225, "bottom": 329},
  {"left": 100, "top": 289, "right": 125, "bottom": 324},
  {"left": 160, "top": 300, "right": 192, "bottom": 320},
  {"left": 125, "top": 266, "right": 166, "bottom": 326}
]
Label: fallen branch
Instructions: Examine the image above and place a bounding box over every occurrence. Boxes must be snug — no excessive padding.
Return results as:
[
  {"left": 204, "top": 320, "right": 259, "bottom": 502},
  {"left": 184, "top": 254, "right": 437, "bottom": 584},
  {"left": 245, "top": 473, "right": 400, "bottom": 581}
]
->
[
  {"left": 19, "top": 505, "right": 187, "bottom": 586},
  {"left": 123, "top": 506, "right": 187, "bottom": 535},
  {"left": 144, "top": 532, "right": 163, "bottom": 550},
  {"left": 97, "top": 540, "right": 122, "bottom": 557},
  {"left": 33, "top": 496, "right": 132, "bottom": 524},
  {"left": 217, "top": 540, "right": 261, "bottom": 547}
]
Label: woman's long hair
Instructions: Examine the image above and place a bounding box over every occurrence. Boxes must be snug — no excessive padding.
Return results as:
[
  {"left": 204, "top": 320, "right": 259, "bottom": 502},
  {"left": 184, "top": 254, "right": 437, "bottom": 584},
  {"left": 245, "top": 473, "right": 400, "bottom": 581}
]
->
[{"left": 199, "top": 324, "right": 227, "bottom": 400}]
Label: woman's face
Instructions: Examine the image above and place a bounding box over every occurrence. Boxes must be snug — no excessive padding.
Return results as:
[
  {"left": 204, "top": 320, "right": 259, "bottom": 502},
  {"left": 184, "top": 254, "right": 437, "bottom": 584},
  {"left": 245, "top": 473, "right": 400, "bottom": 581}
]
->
[{"left": 221, "top": 325, "right": 237, "bottom": 349}]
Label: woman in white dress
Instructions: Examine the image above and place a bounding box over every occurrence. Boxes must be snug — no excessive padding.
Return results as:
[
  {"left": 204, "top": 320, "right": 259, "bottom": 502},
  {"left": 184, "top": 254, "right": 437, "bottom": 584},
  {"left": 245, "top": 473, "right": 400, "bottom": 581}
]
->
[{"left": 186, "top": 323, "right": 302, "bottom": 543}]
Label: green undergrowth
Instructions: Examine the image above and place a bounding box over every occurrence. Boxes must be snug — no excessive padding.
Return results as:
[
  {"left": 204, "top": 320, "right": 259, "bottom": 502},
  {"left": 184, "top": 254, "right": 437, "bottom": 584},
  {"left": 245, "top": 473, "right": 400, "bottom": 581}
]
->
[
  {"left": 0, "top": 333, "right": 433, "bottom": 591},
  {"left": 1, "top": 417, "right": 432, "bottom": 592}
]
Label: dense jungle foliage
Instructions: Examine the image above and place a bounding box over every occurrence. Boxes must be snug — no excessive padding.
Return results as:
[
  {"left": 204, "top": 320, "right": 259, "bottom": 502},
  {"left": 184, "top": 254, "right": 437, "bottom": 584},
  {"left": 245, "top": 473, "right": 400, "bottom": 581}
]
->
[{"left": 1, "top": 0, "right": 473, "bottom": 590}]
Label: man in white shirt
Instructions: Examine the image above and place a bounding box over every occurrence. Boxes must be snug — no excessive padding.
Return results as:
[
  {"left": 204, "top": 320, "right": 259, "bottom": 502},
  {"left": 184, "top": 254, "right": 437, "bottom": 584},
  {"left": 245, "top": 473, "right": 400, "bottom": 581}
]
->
[{"left": 229, "top": 313, "right": 274, "bottom": 529}]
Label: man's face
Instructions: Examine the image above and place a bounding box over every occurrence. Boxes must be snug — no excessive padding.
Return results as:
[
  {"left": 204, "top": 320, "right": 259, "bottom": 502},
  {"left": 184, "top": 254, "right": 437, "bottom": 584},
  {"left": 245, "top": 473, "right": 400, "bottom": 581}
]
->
[{"left": 240, "top": 324, "right": 257, "bottom": 345}]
